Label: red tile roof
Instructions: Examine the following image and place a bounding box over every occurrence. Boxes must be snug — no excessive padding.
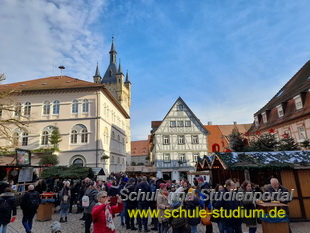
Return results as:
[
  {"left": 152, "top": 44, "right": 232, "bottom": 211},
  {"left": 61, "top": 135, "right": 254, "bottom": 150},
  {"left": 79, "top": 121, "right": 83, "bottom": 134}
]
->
[
  {"left": 250, "top": 60, "right": 310, "bottom": 133},
  {"left": 131, "top": 140, "right": 149, "bottom": 157},
  {"left": 0, "top": 76, "right": 130, "bottom": 119},
  {"left": 0, "top": 76, "right": 103, "bottom": 91},
  {"left": 151, "top": 121, "right": 162, "bottom": 129}
]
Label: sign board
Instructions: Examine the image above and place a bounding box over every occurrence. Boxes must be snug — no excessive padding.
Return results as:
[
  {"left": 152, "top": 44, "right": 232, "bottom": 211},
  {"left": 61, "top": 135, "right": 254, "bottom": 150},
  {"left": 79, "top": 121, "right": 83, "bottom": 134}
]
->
[
  {"left": 16, "top": 149, "right": 31, "bottom": 166},
  {"left": 18, "top": 167, "right": 34, "bottom": 183}
]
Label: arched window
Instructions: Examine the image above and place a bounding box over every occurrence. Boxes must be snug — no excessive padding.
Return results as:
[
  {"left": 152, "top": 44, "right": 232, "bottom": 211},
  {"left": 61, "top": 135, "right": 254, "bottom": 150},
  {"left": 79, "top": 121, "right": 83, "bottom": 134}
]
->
[
  {"left": 82, "top": 99, "right": 89, "bottom": 113},
  {"left": 72, "top": 100, "right": 78, "bottom": 113},
  {"left": 111, "top": 131, "right": 115, "bottom": 139},
  {"left": 104, "top": 104, "right": 107, "bottom": 116},
  {"left": 71, "top": 124, "right": 88, "bottom": 144},
  {"left": 53, "top": 100, "right": 60, "bottom": 114},
  {"left": 72, "top": 158, "right": 84, "bottom": 167},
  {"left": 24, "top": 102, "right": 31, "bottom": 116},
  {"left": 22, "top": 132, "right": 28, "bottom": 146},
  {"left": 15, "top": 102, "right": 22, "bottom": 116},
  {"left": 81, "top": 129, "right": 88, "bottom": 143},
  {"left": 71, "top": 130, "right": 78, "bottom": 144},
  {"left": 122, "top": 138, "right": 125, "bottom": 144},
  {"left": 111, "top": 156, "right": 114, "bottom": 163},
  {"left": 107, "top": 106, "right": 109, "bottom": 118},
  {"left": 41, "top": 131, "right": 49, "bottom": 145},
  {"left": 13, "top": 132, "right": 19, "bottom": 146},
  {"left": 117, "top": 157, "right": 120, "bottom": 164},
  {"left": 117, "top": 135, "right": 120, "bottom": 141},
  {"left": 43, "top": 101, "right": 50, "bottom": 115},
  {"left": 104, "top": 127, "right": 109, "bottom": 144}
]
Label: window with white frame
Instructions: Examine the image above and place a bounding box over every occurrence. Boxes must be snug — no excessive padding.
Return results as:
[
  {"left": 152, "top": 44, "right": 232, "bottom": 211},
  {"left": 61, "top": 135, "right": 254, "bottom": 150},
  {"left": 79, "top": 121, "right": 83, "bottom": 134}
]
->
[
  {"left": 276, "top": 105, "right": 284, "bottom": 117},
  {"left": 163, "top": 135, "right": 170, "bottom": 145},
  {"left": 177, "top": 104, "right": 183, "bottom": 111},
  {"left": 71, "top": 130, "right": 78, "bottom": 144},
  {"left": 71, "top": 124, "right": 88, "bottom": 144},
  {"left": 15, "top": 102, "right": 22, "bottom": 116},
  {"left": 82, "top": 99, "right": 89, "bottom": 113},
  {"left": 178, "top": 135, "right": 185, "bottom": 144},
  {"left": 185, "top": 121, "right": 191, "bottom": 127},
  {"left": 13, "top": 132, "right": 19, "bottom": 146},
  {"left": 24, "top": 102, "right": 31, "bottom": 116},
  {"left": 179, "top": 153, "right": 185, "bottom": 162},
  {"left": 177, "top": 121, "right": 184, "bottom": 127},
  {"left": 72, "top": 100, "right": 78, "bottom": 113},
  {"left": 104, "top": 127, "right": 109, "bottom": 144},
  {"left": 262, "top": 112, "right": 267, "bottom": 123},
  {"left": 43, "top": 101, "right": 50, "bottom": 115},
  {"left": 298, "top": 126, "right": 307, "bottom": 140},
  {"left": 254, "top": 116, "right": 259, "bottom": 127},
  {"left": 193, "top": 153, "right": 199, "bottom": 162},
  {"left": 53, "top": 100, "right": 60, "bottom": 114},
  {"left": 41, "top": 131, "right": 49, "bottom": 145},
  {"left": 22, "top": 132, "right": 28, "bottom": 146},
  {"left": 170, "top": 121, "right": 176, "bottom": 127},
  {"left": 192, "top": 135, "right": 199, "bottom": 144},
  {"left": 40, "top": 126, "right": 54, "bottom": 145},
  {"left": 163, "top": 153, "right": 170, "bottom": 163},
  {"left": 294, "top": 95, "right": 303, "bottom": 110},
  {"left": 81, "top": 129, "right": 88, "bottom": 143}
]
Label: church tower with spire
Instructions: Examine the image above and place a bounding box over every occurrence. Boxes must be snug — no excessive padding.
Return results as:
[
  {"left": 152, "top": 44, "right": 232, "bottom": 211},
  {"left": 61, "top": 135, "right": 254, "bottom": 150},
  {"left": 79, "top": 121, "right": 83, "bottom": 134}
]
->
[
  {"left": 93, "top": 37, "right": 132, "bottom": 167},
  {"left": 94, "top": 37, "right": 131, "bottom": 114}
]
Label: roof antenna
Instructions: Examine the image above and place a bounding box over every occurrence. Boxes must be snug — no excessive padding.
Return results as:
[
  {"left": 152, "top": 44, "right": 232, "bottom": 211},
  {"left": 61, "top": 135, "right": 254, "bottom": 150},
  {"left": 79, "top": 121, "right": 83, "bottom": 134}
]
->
[{"left": 58, "top": 66, "right": 65, "bottom": 78}]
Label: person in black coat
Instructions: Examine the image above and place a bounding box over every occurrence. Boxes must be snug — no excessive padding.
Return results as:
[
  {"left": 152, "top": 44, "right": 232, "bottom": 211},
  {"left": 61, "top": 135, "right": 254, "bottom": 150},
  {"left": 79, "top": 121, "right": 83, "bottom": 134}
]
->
[
  {"left": 135, "top": 176, "right": 151, "bottom": 232},
  {"left": 123, "top": 178, "right": 137, "bottom": 230},
  {"left": 184, "top": 195, "right": 202, "bottom": 233},
  {"left": 0, "top": 177, "right": 9, "bottom": 194},
  {"left": 0, "top": 187, "right": 17, "bottom": 232},
  {"left": 20, "top": 185, "right": 41, "bottom": 233},
  {"left": 213, "top": 179, "right": 243, "bottom": 233}
]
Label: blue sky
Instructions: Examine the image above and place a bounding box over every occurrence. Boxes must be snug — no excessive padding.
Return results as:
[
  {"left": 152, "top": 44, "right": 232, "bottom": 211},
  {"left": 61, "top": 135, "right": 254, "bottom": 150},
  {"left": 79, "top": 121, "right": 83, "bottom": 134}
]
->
[{"left": 0, "top": 0, "right": 309, "bottom": 140}]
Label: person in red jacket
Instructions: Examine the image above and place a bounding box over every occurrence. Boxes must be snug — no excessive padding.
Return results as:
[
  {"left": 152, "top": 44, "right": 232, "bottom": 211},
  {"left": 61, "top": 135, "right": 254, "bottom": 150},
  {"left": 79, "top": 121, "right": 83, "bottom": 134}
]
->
[{"left": 92, "top": 191, "right": 124, "bottom": 233}]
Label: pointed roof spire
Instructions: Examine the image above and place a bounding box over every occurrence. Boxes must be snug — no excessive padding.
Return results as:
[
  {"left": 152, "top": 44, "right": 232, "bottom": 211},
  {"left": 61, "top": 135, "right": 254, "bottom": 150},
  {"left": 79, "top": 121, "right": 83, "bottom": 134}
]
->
[
  {"left": 94, "top": 61, "right": 100, "bottom": 77},
  {"left": 109, "top": 36, "right": 117, "bottom": 64},
  {"left": 118, "top": 59, "right": 123, "bottom": 74},
  {"left": 125, "top": 70, "right": 131, "bottom": 83},
  {"left": 110, "top": 36, "right": 117, "bottom": 53}
]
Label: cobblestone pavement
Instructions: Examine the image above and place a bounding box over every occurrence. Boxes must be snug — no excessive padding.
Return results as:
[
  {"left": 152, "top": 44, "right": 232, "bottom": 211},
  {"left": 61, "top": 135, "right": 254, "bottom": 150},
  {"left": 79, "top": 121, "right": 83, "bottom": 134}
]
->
[{"left": 6, "top": 206, "right": 310, "bottom": 233}]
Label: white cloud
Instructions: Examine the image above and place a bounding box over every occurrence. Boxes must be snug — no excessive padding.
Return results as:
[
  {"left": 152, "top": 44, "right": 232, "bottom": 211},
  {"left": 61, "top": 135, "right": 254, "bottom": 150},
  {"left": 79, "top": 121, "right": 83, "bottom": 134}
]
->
[{"left": 0, "top": 0, "right": 107, "bottom": 82}]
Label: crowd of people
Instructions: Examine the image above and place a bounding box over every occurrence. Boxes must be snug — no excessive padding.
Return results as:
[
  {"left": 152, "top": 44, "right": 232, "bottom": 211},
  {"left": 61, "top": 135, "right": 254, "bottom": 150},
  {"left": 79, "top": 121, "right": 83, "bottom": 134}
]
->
[{"left": 0, "top": 173, "right": 291, "bottom": 233}]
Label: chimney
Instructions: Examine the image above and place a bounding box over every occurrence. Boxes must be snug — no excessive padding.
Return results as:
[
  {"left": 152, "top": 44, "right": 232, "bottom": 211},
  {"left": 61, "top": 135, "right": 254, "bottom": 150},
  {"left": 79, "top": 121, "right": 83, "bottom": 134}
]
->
[{"left": 208, "top": 121, "right": 212, "bottom": 125}]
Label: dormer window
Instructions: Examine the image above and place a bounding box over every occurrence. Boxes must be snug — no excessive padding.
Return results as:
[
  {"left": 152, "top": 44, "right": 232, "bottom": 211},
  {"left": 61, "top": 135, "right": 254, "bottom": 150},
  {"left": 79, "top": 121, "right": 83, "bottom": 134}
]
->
[
  {"left": 109, "top": 69, "right": 113, "bottom": 77},
  {"left": 294, "top": 95, "right": 303, "bottom": 110},
  {"left": 262, "top": 112, "right": 267, "bottom": 123},
  {"left": 276, "top": 105, "right": 284, "bottom": 118},
  {"left": 254, "top": 116, "right": 259, "bottom": 127}
]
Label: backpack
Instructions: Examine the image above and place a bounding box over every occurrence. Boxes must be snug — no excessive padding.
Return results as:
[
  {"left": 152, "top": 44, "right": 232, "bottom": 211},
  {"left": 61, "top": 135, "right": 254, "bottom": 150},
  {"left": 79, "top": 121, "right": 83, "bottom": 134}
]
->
[
  {"left": 0, "top": 197, "right": 10, "bottom": 213},
  {"left": 27, "top": 192, "right": 40, "bottom": 210},
  {"left": 82, "top": 195, "right": 89, "bottom": 208}
]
